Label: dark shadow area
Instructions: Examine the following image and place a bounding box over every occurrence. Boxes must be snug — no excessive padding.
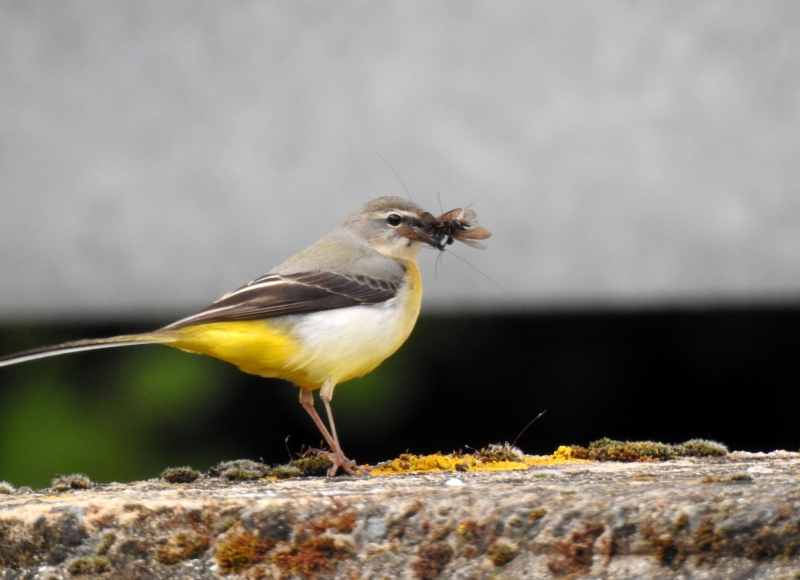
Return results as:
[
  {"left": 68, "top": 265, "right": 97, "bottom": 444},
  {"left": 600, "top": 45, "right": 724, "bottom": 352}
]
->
[{"left": 1, "top": 307, "right": 798, "bottom": 487}]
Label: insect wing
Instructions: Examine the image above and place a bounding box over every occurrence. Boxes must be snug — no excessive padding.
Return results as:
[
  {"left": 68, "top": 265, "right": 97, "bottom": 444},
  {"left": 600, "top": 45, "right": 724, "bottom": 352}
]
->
[
  {"left": 455, "top": 226, "right": 491, "bottom": 240},
  {"left": 455, "top": 238, "right": 487, "bottom": 250},
  {"left": 429, "top": 207, "right": 490, "bottom": 250},
  {"left": 460, "top": 208, "right": 477, "bottom": 222},
  {"left": 437, "top": 208, "right": 464, "bottom": 222},
  {"left": 397, "top": 224, "right": 444, "bottom": 248}
]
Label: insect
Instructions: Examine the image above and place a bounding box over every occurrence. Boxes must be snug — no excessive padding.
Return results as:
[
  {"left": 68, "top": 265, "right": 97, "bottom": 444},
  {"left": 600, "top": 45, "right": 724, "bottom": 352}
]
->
[{"left": 425, "top": 207, "right": 492, "bottom": 250}]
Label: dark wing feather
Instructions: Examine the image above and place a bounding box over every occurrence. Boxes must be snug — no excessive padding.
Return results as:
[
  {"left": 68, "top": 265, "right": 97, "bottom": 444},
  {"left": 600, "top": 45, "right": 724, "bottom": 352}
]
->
[{"left": 163, "top": 271, "right": 401, "bottom": 330}]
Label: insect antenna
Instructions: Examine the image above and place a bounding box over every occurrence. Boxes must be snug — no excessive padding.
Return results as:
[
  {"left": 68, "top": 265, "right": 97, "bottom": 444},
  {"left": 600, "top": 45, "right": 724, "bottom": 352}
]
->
[
  {"left": 373, "top": 149, "right": 413, "bottom": 201},
  {"left": 464, "top": 189, "right": 488, "bottom": 210},
  {"left": 442, "top": 247, "right": 512, "bottom": 297},
  {"left": 434, "top": 247, "right": 446, "bottom": 278}
]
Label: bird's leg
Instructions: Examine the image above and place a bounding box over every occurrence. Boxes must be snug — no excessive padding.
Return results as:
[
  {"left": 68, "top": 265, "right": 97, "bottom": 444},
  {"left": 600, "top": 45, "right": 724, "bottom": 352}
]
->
[
  {"left": 299, "top": 388, "right": 337, "bottom": 452},
  {"left": 319, "top": 381, "right": 343, "bottom": 453},
  {"left": 299, "top": 387, "right": 358, "bottom": 476},
  {"left": 319, "top": 380, "right": 361, "bottom": 475}
]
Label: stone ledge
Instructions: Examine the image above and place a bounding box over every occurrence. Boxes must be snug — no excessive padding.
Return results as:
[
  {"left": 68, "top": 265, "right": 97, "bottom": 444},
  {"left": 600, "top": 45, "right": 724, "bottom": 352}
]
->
[{"left": 1, "top": 452, "right": 800, "bottom": 579}]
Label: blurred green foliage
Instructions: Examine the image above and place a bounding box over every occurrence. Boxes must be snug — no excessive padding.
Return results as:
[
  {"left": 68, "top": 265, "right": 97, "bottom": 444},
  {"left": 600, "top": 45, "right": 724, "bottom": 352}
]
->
[{"left": 0, "top": 339, "right": 224, "bottom": 488}]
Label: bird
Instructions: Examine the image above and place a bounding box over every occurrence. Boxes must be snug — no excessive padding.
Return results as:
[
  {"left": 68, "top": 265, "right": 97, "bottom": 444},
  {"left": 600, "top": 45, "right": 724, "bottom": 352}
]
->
[{"left": 0, "top": 196, "right": 489, "bottom": 476}]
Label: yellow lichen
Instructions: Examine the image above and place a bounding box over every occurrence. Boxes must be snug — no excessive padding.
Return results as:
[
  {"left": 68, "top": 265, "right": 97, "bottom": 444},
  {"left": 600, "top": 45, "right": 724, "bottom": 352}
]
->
[
  {"left": 551, "top": 446, "right": 580, "bottom": 461},
  {"left": 369, "top": 453, "right": 462, "bottom": 475},
  {"left": 369, "top": 447, "right": 587, "bottom": 476},
  {"left": 521, "top": 448, "right": 588, "bottom": 466}
]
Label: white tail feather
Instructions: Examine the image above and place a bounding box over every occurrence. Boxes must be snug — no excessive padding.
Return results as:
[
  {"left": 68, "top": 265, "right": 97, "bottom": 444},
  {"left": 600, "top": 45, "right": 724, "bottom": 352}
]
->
[{"left": 0, "top": 334, "right": 174, "bottom": 368}]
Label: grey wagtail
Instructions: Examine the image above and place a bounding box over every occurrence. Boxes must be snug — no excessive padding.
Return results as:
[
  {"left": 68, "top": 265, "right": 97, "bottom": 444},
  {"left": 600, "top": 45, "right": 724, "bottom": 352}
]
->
[{"left": 0, "top": 196, "right": 490, "bottom": 475}]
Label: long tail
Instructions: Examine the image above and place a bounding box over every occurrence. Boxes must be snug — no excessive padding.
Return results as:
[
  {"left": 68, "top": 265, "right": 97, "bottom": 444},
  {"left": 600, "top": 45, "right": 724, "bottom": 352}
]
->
[{"left": 0, "top": 333, "right": 176, "bottom": 368}]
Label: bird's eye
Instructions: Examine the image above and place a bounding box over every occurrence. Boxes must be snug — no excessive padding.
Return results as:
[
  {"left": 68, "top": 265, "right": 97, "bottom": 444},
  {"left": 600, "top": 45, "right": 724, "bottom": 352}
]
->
[{"left": 386, "top": 214, "right": 402, "bottom": 227}]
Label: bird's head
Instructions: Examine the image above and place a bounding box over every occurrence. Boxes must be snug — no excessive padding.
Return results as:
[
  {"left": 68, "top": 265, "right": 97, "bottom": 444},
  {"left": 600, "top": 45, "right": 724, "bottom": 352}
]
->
[{"left": 342, "top": 196, "right": 443, "bottom": 261}]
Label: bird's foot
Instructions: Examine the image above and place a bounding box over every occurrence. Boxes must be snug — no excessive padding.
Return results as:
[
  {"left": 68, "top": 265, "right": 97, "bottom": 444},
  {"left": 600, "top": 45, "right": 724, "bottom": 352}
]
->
[
  {"left": 310, "top": 448, "right": 362, "bottom": 476},
  {"left": 328, "top": 451, "right": 363, "bottom": 476}
]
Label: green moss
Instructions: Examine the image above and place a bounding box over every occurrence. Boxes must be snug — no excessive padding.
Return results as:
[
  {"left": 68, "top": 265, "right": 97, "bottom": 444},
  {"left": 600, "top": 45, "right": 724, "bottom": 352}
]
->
[
  {"left": 270, "top": 465, "right": 302, "bottom": 479},
  {"left": 565, "top": 446, "right": 590, "bottom": 459},
  {"left": 587, "top": 438, "right": 676, "bottom": 462},
  {"left": 208, "top": 459, "right": 270, "bottom": 481},
  {"left": 52, "top": 473, "right": 93, "bottom": 491},
  {"left": 67, "top": 556, "right": 111, "bottom": 575},
  {"left": 573, "top": 438, "right": 730, "bottom": 462},
  {"left": 67, "top": 558, "right": 92, "bottom": 575},
  {"left": 214, "top": 517, "right": 239, "bottom": 534},
  {"left": 675, "top": 439, "right": 728, "bottom": 457},
  {"left": 156, "top": 531, "right": 210, "bottom": 564},
  {"left": 488, "top": 541, "right": 518, "bottom": 566},
  {"left": 160, "top": 466, "right": 200, "bottom": 484},
  {"left": 529, "top": 508, "right": 547, "bottom": 524},
  {"left": 473, "top": 443, "right": 524, "bottom": 463},
  {"left": 290, "top": 454, "right": 334, "bottom": 476},
  {"left": 96, "top": 531, "right": 116, "bottom": 556}
]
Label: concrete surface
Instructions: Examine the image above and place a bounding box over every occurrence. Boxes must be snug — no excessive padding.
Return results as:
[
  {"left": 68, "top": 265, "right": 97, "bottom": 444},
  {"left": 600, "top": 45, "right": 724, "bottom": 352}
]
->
[{"left": 2, "top": 2, "right": 800, "bottom": 319}]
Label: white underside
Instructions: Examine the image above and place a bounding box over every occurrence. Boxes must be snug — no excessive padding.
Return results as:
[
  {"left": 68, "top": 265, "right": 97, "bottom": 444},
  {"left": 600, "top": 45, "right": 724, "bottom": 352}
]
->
[{"left": 286, "top": 293, "right": 413, "bottom": 386}]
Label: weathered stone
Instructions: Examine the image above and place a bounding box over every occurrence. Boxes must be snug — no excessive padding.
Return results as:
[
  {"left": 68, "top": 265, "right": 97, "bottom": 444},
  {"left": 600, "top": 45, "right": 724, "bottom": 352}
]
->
[{"left": 1, "top": 451, "right": 799, "bottom": 579}]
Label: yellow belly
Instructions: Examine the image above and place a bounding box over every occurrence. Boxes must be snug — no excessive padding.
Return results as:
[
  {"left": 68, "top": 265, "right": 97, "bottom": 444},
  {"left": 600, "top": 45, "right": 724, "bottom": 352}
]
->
[{"left": 167, "top": 262, "right": 422, "bottom": 389}]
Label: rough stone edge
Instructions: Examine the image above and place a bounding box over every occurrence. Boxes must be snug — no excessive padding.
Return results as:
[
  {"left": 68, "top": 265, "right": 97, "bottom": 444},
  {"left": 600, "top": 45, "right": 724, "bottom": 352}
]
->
[{"left": 1, "top": 453, "right": 800, "bottom": 579}]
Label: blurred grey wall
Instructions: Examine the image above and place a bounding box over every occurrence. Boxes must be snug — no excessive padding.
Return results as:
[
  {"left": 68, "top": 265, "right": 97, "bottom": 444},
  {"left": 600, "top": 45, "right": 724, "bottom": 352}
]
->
[{"left": 1, "top": 1, "right": 799, "bottom": 320}]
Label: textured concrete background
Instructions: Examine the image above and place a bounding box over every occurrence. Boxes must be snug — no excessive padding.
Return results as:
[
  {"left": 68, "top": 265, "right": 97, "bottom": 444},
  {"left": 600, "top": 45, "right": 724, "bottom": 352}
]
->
[{"left": 1, "top": 1, "right": 800, "bottom": 319}]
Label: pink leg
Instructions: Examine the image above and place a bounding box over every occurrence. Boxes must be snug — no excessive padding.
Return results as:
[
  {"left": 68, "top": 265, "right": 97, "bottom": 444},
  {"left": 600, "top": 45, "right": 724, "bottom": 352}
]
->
[{"left": 299, "top": 388, "right": 358, "bottom": 476}]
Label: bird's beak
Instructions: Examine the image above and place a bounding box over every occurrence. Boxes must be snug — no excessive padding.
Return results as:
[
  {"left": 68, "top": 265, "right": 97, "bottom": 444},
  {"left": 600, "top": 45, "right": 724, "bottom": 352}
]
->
[{"left": 396, "top": 212, "right": 445, "bottom": 248}]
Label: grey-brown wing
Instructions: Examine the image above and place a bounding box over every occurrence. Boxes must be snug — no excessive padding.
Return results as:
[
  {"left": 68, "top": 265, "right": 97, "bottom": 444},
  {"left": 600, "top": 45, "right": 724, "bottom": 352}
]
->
[{"left": 162, "top": 271, "right": 401, "bottom": 330}]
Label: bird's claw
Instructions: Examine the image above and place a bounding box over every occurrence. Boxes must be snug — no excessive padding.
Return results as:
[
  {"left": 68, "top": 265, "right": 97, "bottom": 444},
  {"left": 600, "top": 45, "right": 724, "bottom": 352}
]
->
[{"left": 320, "top": 450, "right": 362, "bottom": 477}]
